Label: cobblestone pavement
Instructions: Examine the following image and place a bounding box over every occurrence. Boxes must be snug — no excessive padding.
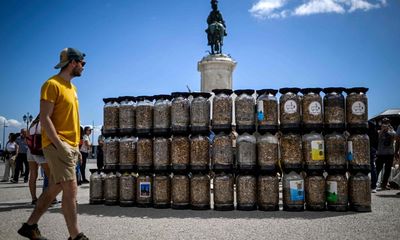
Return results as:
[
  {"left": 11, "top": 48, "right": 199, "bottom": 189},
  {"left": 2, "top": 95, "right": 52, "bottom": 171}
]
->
[{"left": 0, "top": 159, "right": 399, "bottom": 240}]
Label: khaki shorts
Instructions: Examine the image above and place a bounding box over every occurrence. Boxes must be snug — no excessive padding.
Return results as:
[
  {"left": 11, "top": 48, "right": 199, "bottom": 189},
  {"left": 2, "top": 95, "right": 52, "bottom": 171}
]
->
[{"left": 43, "top": 141, "right": 79, "bottom": 184}]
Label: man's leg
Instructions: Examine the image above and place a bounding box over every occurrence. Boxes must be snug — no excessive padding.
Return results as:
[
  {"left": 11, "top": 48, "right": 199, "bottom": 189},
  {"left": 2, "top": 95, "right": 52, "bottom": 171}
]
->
[
  {"left": 375, "top": 156, "right": 384, "bottom": 187},
  {"left": 26, "top": 180, "right": 62, "bottom": 225},
  {"left": 60, "top": 179, "right": 80, "bottom": 239},
  {"left": 12, "top": 154, "right": 23, "bottom": 182},
  {"left": 23, "top": 154, "right": 29, "bottom": 182},
  {"left": 382, "top": 155, "right": 394, "bottom": 188},
  {"left": 80, "top": 152, "right": 88, "bottom": 182}
]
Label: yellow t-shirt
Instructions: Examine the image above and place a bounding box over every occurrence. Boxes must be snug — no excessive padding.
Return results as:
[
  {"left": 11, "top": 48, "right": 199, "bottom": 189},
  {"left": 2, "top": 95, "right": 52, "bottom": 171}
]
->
[{"left": 41, "top": 75, "right": 80, "bottom": 148}]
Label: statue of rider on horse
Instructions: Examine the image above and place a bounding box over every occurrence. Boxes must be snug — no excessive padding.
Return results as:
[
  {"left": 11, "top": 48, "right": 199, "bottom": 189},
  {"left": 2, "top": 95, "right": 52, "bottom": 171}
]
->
[{"left": 205, "top": 0, "right": 227, "bottom": 55}]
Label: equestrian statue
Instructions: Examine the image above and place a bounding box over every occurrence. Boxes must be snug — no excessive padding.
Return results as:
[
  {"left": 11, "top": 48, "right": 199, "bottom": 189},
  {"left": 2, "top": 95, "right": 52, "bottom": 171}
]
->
[{"left": 205, "top": 0, "right": 227, "bottom": 55}]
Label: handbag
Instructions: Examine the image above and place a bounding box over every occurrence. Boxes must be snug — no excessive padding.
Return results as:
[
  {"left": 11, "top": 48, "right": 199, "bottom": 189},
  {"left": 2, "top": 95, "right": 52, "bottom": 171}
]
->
[{"left": 27, "top": 119, "right": 44, "bottom": 156}]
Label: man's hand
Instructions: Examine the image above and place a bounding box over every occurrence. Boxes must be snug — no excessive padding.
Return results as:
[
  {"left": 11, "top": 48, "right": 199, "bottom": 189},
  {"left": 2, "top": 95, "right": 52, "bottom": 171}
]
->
[{"left": 77, "top": 151, "right": 82, "bottom": 165}]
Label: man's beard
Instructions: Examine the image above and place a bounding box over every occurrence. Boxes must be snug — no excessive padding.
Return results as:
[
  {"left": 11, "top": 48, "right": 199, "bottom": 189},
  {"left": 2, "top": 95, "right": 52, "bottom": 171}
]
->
[{"left": 71, "top": 66, "right": 82, "bottom": 77}]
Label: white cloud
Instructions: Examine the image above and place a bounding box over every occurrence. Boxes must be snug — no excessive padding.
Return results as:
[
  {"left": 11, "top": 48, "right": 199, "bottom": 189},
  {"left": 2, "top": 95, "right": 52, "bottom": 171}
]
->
[
  {"left": 294, "top": 0, "right": 345, "bottom": 16},
  {"left": 249, "top": 0, "right": 387, "bottom": 19},
  {"left": 0, "top": 116, "right": 24, "bottom": 128}
]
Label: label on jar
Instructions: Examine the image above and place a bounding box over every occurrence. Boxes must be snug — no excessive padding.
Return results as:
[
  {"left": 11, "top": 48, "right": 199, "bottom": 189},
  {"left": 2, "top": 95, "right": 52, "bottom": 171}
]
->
[
  {"left": 140, "top": 182, "right": 151, "bottom": 198},
  {"left": 284, "top": 100, "right": 297, "bottom": 114},
  {"left": 351, "top": 101, "right": 366, "bottom": 115},
  {"left": 257, "top": 100, "right": 264, "bottom": 121},
  {"left": 289, "top": 180, "right": 304, "bottom": 201},
  {"left": 326, "top": 181, "right": 338, "bottom": 203},
  {"left": 308, "top": 101, "right": 322, "bottom": 116},
  {"left": 347, "top": 141, "right": 353, "bottom": 161},
  {"left": 311, "top": 140, "right": 324, "bottom": 160}
]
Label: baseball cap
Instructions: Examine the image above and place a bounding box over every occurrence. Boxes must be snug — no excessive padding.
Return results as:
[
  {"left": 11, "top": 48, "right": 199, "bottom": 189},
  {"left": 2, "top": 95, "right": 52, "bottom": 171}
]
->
[{"left": 54, "top": 48, "right": 86, "bottom": 69}]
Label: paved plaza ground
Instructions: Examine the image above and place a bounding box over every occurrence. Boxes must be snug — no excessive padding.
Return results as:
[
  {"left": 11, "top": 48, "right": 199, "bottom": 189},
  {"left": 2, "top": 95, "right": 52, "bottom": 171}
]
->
[{"left": 0, "top": 159, "right": 399, "bottom": 240}]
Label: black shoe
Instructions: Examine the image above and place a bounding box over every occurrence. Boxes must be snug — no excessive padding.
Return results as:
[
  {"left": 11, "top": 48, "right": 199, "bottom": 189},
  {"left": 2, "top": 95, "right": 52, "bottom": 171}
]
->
[
  {"left": 82, "top": 179, "right": 89, "bottom": 184},
  {"left": 10, "top": 179, "right": 17, "bottom": 183},
  {"left": 31, "top": 199, "right": 38, "bottom": 205},
  {"left": 24, "top": 179, "right": 28, "bottom": 183},
  {"left": 17, "top": 223, "right": 47, "bottom": 240},
  {"left": 68, "top": 232, "right": 89, "bottom": 240}
]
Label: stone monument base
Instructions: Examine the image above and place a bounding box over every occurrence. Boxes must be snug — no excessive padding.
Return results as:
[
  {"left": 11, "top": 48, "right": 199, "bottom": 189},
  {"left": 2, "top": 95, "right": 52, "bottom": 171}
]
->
[{"left": 198, "top": 54, "right": 236, "bottom": 92}]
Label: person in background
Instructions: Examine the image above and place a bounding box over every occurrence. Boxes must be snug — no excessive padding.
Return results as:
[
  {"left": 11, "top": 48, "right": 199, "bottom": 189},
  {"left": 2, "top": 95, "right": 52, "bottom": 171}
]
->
[
  {"left": 375, "top": 118, "right": 396, "bottom": 191},
  {"left": 18, "top": 48, "right": 88, "bottom": 240},
  {"left": 1, "top": 133, "right": 18, "bottom": 182},
  {"left": 12, "top": 129, "right": 29, "bottom": 183},
  {"left": 96, "top": 128, "right": 104, "bottom": 170},
  {"left": 79, "top": 126, "right": 91, "bottom": 184},
  {"left": 368, "top": 121, "right": 379, "bottom": 193},
  {"left": 26, "top": 115, "right": 54, "bottom": 205}
]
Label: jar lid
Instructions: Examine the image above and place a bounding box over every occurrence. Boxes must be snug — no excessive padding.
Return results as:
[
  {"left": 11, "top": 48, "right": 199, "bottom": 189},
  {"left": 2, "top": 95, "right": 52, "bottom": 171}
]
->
[
  {"left": 191, "top": 92, "right": 211, "bottom": 99},
  {"left": 301, "top": 88, "right": 322, "bottom": 94},
  {"left": 212, "top": 88, "right": 233, "bottom": 95},
  {"left": 279, "top": 87, "right": 300, "bottom": 94},
  {"left": 234, "top": 89, "right": 255, "bottom": 96},
  {"left": 136, "top": 95, "right": 153, "bottom": 101},
  {"left": 256, "top": 89, "right": 278, "bottom": 96},
  {"left": 171, "top": 92, "right": 189, "bottom": 98},
  {"left": 118, "top": 96, "right": 135, "bottom": 102},
  {"left": 153, "top": 94, "right": 171, "bottom": 100},
  {"left": 323, "top": 87, "right": 346, "bottom": 94},
  {"left": 345, "top": 87, "right": 369, "bottom": 94},
  {"left": 103, "top": 97, "right": 118, "bottom": 104}
]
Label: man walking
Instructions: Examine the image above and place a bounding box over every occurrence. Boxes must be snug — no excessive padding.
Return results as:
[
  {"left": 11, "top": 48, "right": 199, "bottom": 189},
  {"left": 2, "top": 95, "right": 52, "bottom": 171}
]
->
[
  {"left": 18, "top": 48, "right": 89, "bottom": 240},
  {"left": 12, "top": 129, "right": 29, "bottom": 183}
]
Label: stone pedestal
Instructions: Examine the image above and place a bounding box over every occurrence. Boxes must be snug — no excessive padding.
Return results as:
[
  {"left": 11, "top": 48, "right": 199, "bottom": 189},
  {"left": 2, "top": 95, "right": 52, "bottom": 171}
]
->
[{"left": 198, "top": 54, "right": 237, "bottom": 92}]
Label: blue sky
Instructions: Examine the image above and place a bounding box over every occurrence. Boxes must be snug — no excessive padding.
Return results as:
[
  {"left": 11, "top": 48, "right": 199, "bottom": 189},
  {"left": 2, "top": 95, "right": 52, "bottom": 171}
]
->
[{"left": 0, "top": 0, "right": 399, "bottom": 146}]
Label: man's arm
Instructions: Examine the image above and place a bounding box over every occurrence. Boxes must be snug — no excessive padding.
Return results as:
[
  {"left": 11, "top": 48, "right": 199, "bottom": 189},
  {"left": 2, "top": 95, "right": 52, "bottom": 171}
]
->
[{"left": 40, "top": 100, "right": 64, "bottom": 150}]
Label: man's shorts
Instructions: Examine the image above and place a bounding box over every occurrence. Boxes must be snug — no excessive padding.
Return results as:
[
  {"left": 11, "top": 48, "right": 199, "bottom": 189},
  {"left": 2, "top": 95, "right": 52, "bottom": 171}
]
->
[
  {"left": 27, "top": 149, "right": 47, "bottom": 165},
  {"left": 43, "top": 141, "right": 79, "bottom": 184}
]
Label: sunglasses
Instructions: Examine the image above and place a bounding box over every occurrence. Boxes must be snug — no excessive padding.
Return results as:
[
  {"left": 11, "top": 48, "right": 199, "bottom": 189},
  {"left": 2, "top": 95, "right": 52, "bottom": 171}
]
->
[{"left": 73, "top": 59, "right": 86, "bottom": 67}]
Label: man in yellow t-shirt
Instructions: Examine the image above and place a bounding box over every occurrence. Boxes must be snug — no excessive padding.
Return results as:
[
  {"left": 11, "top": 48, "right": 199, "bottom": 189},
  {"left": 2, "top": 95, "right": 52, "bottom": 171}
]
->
[{"left": 18, "top": 48, "right": 89, "bottom": 240}]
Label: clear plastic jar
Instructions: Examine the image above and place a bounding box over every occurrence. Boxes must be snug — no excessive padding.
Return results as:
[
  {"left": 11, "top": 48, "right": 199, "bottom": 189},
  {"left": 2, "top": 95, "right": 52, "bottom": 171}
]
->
[
  {"left": 89, "top": 170, "right": 104, "bottom": 204},
  {"left": 234, "top": 89, "right": 256, "bottom": 133},
  {"left": 118, "top": 96, "right": 136, "bottom": 135},
  {"left": 153, "top": 137, "right": 171, "bottom": 172},
  {"left": 137, "top": 137, "right": 153, "bottom": 172},
  {"left": 280, "top": 133, "right": 303, "bottom": 171},
  {"left": 190, "top": 92, "right": 211, "bottom": 134},
  {"left": 153, "top": 173, "right": 171, "bottom": 208},
  {"left": 256, "top": 89, "right": 278, "bottom": 133},
  {"left": 346, "top": 87, "right": 369, "bottom": 130},
  {"left": 325, "top": 132, "right": 346, "bottom": 171},
  {"left": 119, "top": 136, "right": 137, "bottom": 167},
  {"left": 257, "top": 174, "right": 279, "bottom": 211},
  {"left": 302, "top": 132, "right": 325, "bottom": 172},
  {"left": 119, "top": 172, "right": 136, "bottom": 207},
  {"left": 190, "top": 135, "right": 210, "bottom": 172},
  {"left": 104, "top": 172, "right": 119, "bottom": 205},
  {"left": 236, "top": 133, "right": 257, "bottom": 171},
  {"left": 326, "top": 174, "right": 348, "bottom": 211},
  {"left": 171, "top": 136, "right": 190, "bottom": 172},
  {"left": 282, "top": 171, "right": 304, "bottom": 211},
  {"left": 257, "top": 133, "right": 279, "bottom": 172},
  {"left": 301, "top": 88, "right": 323, "bottom": 130},
  {"left": 305, "top": 174, "right": 326, "bottom": 211},
  {"left": 136, "top": 173, "right": 153, "bottom": 207},
  {"left": 347, "top": 134, "right": 370, "bottom": 172},
  {"left": 323, "top": 87, "right": 345, "bottom": 130},
  {"left": 153, "top": 94, "right": 171, "bottom": 136},
  {"left": 190, "top": 173, "right": 210, "bottom": 210},
  {"left": 279, "top": 88, "right": 301, "bottom": 130},
  {"left": 213, "top": 172, "right": 234, "bottom": 210},
  {"left": 104, "top": 137, "right": 119, "bottom": 166},
  {"left": 212, "top": 89, "right": 233, "bottom": 133},
  {"left": 212, "top": 132, "right": 233, "bottom": 171},
  {"left": 171, "top": 92, "right": 190, "bottom": 134},
  {"left": 103, "top": 98, "right": 119, "bottom": 136},
  {"left": 349, "top": 172, "right": 371, "bottom": 212},
  {"left": 171, "top": 174, "right": 190, "bottom": 209},
  {"left": 136, "top": 96, "right": 153, "bottom": 136},
  {"left": 236, "top": 174, "right": 257, "bottom": 210}
]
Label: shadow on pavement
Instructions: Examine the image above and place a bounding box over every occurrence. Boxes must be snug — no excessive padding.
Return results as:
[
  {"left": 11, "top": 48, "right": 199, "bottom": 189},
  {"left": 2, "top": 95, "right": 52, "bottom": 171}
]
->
[
  {"left": 375, "top": 194, "right": 400, "bottom": 198},
  {"left": 67, "top": 203, "right": 361, "bottom": 220},
  {"left": 0, "top": 202, "right": 35, "bottom": 212}
]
